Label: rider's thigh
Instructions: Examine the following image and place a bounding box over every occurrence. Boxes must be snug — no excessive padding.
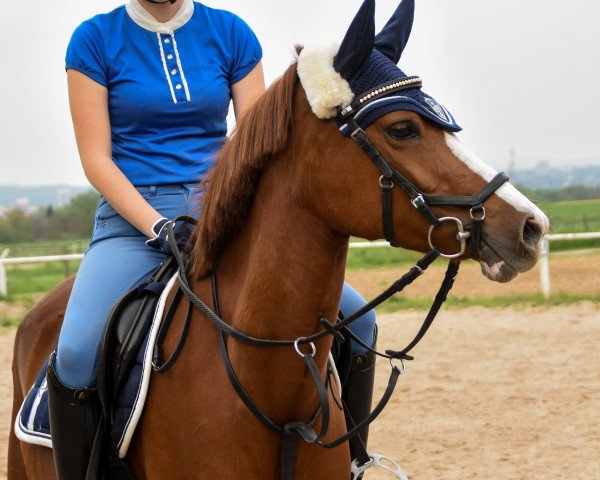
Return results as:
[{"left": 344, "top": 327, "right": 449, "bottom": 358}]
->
[{"left": 54, "top": 235, "right": 165, "bottom": 389}]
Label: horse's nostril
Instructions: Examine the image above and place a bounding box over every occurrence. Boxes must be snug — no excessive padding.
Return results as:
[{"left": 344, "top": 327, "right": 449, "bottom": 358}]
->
[{"left": 523, "top": 217, "right": 544, "bottom": 247}]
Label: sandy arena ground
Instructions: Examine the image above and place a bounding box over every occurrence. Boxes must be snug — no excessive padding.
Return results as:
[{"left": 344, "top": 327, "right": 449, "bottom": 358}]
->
[
  {"left": 1, "top": 302, "right": 599, "bottom": 479},
  {"left": 345, "top": 251, "right": 600, "bottom": 300}
]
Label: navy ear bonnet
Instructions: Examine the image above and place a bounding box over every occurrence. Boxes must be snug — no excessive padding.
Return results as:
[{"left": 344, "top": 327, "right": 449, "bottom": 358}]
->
[
  {"left": 338, "top": 49, "right": 461, "bottom": 135},
  {"left": 297, "top": 0, "right": 461, "bottom": 134}
]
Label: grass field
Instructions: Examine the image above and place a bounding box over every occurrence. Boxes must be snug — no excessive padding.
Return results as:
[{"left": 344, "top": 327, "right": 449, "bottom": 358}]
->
[
  {"left": 1, "top": 198, "right": 599, "bottom": 307},
  {"left": 539, "top": 198, "right": 600, "bottom": 250},
  {"left": 540, "top": 198, "right": 600, "bottom": 232}
]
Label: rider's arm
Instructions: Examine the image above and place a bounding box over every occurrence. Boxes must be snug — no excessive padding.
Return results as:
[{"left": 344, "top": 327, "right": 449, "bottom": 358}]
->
[
  {"left": 67, "top": 69, "right": 163, "bottom": 238},
  {"left": 231, "top": 61, "right": 266, "bottom": 118}
]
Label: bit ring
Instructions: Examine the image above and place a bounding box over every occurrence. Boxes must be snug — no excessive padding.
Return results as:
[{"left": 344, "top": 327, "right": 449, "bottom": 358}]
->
[{"left": 427, "top": 217, "right": 467, "bottom": 259}]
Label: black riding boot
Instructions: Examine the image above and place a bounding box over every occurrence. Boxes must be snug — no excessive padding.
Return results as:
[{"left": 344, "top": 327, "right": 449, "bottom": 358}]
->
[
  {"left": 46, "top": 355, "right": 101, "bottom": 480},
  {"left": 342, "top": 349, "right": 376, "bottom": 465}
]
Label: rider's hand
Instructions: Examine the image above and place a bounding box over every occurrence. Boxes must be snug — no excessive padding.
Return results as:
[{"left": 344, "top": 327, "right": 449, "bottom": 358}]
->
[{"left": 145, "top": 217, "right": 194, "bottom": 255}]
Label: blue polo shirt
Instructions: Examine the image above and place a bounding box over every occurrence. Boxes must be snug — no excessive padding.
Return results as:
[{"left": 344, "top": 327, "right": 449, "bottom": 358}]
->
[{"left": 66, "top": 0, "right": 262, "bottom": 186}]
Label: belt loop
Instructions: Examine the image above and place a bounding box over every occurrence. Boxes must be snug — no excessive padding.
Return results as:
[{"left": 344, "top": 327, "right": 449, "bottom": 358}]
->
[
  {"left": 184, "top": 183, "right": 198, "bottom": 195},
  {"left": 149, "top": 185, "right": 157, "bottom": 197}
]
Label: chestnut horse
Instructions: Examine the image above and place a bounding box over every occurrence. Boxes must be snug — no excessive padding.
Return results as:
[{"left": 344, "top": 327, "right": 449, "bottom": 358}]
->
[{"left": 9, "top": 1, "right": 548, "bottom": 479}]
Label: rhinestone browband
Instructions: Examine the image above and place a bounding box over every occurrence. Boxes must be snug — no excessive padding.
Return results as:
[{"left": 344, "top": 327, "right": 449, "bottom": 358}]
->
[{"left": 339, "top": 76, "right": 423, "bottom": 120}]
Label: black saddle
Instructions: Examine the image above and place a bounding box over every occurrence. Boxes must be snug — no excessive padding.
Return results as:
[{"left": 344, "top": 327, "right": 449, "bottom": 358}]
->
[{"left": 94, "top": 255, "right": 180, "bottom": 479}]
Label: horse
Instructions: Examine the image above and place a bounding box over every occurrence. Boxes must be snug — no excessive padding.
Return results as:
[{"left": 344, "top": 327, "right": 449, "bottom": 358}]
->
[{"left": 8, "top": 0, "right": 548, "bottom": 478}]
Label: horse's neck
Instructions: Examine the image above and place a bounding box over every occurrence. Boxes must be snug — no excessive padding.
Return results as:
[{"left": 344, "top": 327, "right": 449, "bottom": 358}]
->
[
  {"left": 212, "top": 165, "right": 348, "bottom": 421},
  {"left": 217, "top": 167, "right": 348, "bottom": 340}
]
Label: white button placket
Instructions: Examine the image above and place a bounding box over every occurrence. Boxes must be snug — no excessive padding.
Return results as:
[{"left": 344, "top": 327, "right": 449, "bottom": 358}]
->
[
  {"left": 160, "top": 33, "right": 188, "bottom": 103},
  {"left": 158, "top": 32, "right": 190, "bottom": 104}
]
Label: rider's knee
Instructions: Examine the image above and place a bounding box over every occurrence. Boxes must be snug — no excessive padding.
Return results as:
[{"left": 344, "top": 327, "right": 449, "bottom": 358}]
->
[
  {"left": 54, "top": 341, "right": 97, "bottom": 388},
  {"left": 340, "top": 283, "right": 377, "bottom": 353}
]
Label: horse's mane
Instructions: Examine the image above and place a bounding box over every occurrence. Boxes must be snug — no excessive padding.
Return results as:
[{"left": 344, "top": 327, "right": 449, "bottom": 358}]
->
[{"left": 192, "top": 60, "right": 299, "bottom": 278}]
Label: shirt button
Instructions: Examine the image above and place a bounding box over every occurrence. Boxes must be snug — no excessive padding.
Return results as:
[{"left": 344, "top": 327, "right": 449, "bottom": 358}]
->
[
  {"left": 175, "top": 84, "right": 182, "bottom": 90},
  {"left": 164, "top": 37, "right": 171, "bottom": 44},
  {"left": 167, "top": 54, "right": 173, "bottom": 60},
  {"left": 171, "top": 68, "right": 178, "bottom": 75}
]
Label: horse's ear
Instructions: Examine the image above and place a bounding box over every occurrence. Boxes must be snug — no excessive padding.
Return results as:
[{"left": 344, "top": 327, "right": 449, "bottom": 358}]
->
[
  {"left": 333, "top": 0, "right": 376, "bottom": 81},
  {"left": 374, "top": 0, "right": 415, "bottom": 63}
]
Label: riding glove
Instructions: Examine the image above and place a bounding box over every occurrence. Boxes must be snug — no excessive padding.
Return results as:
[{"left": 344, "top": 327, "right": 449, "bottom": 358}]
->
[{"left": 145, "top": 217, "right": 194, "bottom": 255}]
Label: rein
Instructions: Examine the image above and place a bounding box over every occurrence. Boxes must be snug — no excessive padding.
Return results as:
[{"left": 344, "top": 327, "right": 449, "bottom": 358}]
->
[
  {"left": 153, "top": 225, "right": 457, "bottom": 479},
  {"left": 151, "top": 79, "right": 508, "bottom": 480}
]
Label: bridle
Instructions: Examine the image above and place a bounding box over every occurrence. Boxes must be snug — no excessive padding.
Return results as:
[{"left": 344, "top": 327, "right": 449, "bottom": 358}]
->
[
  {"left": 338, "top": 76, "right": 509, "bottom": 260},
  {"left": 151, "top": 76, "right": 510, "bottom": 480}
]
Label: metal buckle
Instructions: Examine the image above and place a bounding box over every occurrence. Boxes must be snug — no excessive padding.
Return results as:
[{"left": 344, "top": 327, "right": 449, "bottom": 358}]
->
[
  {"left": 351, "top": 454, "right": 409, "bottom": 480},
  {"left": 350, "top": 126, "right": 365, "bottom": 140},
  {"left": 411, "top": 194, "right": 426, "bottom": 210},
  {"left": 427, "top": 216, "right": 468, "bottom": 259},
  {"left": 294, "top": 337, "right": 316, "bottom": 358}
]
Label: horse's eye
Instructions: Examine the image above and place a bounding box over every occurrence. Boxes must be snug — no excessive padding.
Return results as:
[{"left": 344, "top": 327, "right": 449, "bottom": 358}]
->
[{"left": 387, "top": 124, "right": 420, "bottom": 141}]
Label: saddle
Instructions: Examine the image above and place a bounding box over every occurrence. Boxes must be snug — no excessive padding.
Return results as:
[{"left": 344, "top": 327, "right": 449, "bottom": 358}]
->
[
  {"left": 15, "top": 255, "right": 181, "bottom": 479},
  {"left": 97, "top": 255, "right": 181, "bottom": 478}
]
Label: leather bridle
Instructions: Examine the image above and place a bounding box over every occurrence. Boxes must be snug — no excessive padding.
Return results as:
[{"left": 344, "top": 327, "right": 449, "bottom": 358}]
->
[{"left": 338, "top": 78, "right": 509, "bottom": 260}]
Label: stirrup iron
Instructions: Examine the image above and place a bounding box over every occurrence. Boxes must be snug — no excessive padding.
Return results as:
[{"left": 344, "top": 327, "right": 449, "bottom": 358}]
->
[{"left": 351, "top": 453, "right": 408, "bottom": 480}]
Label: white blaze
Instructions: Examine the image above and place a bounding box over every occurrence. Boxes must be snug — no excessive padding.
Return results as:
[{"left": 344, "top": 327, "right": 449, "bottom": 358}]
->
[{"left": 445, "top": 132, "right": 549, "bottom": 229}]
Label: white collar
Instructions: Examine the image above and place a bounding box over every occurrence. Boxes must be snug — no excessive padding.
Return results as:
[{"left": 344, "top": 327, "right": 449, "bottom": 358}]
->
[{"left": 126, "top": 0, "right": 194, "bottom": 34}]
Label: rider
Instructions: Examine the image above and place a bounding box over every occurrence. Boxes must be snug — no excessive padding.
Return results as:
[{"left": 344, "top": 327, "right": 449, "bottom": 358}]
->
[{"left": 47, "top": 1, "right": 377, "bottom": 478}]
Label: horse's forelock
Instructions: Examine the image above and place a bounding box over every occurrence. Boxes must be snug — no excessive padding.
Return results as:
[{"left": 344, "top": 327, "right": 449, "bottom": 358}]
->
[{"left": 191, "top": 61, "right": 300, "bottom": 279}]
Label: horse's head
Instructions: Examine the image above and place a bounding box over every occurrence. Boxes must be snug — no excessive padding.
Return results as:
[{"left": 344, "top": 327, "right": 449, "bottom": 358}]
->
[{"left": 296, "top": 0, "right": 548, "bottom": 282}]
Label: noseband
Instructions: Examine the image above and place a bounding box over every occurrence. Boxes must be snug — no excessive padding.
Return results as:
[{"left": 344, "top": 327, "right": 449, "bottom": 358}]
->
[{"left": 338, "top": 78, "right": 509, "bottom": 259}]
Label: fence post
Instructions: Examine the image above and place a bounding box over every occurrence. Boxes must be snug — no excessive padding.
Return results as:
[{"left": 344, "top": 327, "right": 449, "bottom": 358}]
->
[
  {"left": 0, "top": 248, "right": 10, "bottom": 298},
  {"left": 539, "top": 237, "right": 550, "bottom": 299}
]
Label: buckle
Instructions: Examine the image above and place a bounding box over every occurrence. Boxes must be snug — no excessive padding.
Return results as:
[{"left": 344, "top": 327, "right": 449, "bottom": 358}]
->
[
  {"left": 411, "top": 194, "right": 426, "bottom": 210},
  {"left": 350, "top": 126, "right": 365, "bottom": 140},
  {"left": 427, "top": 216, "right": 468, "bottom": 259}
]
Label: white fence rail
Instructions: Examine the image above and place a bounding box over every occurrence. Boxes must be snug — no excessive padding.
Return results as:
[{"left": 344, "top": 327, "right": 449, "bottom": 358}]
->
[
  {"left": 0, "top": 251, "right": 84, "bottom": 297},
  {"left": 1, "top": 232, "right": 599, "bottom": 298}
]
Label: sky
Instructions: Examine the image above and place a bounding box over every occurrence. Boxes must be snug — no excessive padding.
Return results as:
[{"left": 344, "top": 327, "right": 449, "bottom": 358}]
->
[{"left": 1, "top": 0, "right": 599, "bottom": 186}]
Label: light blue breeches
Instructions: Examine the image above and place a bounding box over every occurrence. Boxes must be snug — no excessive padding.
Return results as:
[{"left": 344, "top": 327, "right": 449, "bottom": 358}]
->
[{"left": 55, "top": 184, "right": 376, "bottom": 389}]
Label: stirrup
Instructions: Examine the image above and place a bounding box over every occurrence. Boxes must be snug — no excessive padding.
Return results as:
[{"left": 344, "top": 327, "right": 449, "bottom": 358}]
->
[{"left": 351, "top": 453, "right": 408, "bottom": 480}]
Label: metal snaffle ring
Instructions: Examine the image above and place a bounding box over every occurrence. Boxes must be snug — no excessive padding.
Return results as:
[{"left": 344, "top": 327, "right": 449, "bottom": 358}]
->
[
  {"left": 389, "top": 357, "right": 406, "bottom": 374},
  {"left": 294, "top": 337, "right": 317, "bottom": 358},
  {"left": 427, "top": 216, "right": 468, "bottom": 259}
]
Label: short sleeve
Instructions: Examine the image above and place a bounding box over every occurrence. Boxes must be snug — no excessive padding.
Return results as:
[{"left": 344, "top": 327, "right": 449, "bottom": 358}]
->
[
  {"left": 65, "top": 20, "right": 108, "bottom": 87},
  {"left": 229, "top": 15, "right": 263, "bottom": 84}
]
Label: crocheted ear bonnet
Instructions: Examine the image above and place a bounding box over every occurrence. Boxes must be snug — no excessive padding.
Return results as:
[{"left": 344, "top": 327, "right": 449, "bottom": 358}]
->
[{"left": 297, "top": 0, "right": 461, "bottom": 135}]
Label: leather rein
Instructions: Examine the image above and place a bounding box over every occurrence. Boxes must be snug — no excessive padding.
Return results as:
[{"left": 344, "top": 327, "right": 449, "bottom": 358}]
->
[{"left": 151, "top": 79, "right": 509, "bottom": 480}]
